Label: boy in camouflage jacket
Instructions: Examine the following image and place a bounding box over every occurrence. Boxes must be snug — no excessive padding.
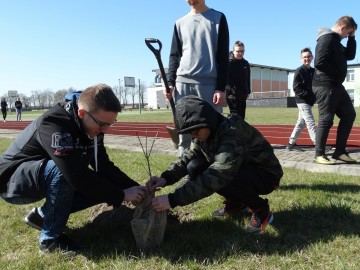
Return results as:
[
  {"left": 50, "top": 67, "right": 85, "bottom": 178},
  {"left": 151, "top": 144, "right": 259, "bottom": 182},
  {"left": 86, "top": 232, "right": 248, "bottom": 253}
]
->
[{"left": 146, "top": 95, "right": 283, "bottom": 233}]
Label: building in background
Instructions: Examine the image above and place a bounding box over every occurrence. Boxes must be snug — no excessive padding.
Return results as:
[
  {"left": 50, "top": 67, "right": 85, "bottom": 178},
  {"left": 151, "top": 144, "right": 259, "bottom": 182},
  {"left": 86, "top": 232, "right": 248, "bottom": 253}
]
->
[{"left": 147, "top": 64, "right": 293, "bottom": 109}]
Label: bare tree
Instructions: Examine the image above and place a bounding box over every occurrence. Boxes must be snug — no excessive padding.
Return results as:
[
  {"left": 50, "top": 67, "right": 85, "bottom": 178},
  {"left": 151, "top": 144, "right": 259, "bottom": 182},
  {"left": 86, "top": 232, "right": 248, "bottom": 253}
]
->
[
  {"left": 30, "top": 91, "right": 40, "bottom": 108},
  {"left": 44, "top": 88, "right": 54, "bottom": 108},
  {"left": 54, "top": 89, "right": 69, "bottom": 104},
  {"left": 120, "top": 87, "right": 129, "bottom": 106},
  {"left": 128, "top": 86, "right": 137, "bottom": 108},
  {"left": 139, "top": 81, "right": 147, "bottom": 107}
]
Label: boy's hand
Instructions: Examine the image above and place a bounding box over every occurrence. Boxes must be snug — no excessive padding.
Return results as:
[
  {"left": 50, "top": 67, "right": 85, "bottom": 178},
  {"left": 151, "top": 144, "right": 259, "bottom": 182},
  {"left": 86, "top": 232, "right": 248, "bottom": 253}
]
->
[
  {"left": 123, "top": 186, "right": 146, "bottom": 203},
  {"left": 163, "top": 86, "right": 175, "bottom": 100},
  {"left": 152, "top": 194, "right": 170, "bottom": 211},
  {"left": 146, "top": 176, "right": 166, "bottom": 192},
  {"left": 213, "top": 90, "right": 226, "bottom": 105}
]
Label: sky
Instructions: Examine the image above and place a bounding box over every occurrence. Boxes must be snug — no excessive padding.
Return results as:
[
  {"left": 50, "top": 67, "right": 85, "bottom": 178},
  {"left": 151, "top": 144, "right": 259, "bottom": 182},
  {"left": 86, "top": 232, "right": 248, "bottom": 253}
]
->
[{"left": 1, "top": 0, "right": 360, "bottom": 97}]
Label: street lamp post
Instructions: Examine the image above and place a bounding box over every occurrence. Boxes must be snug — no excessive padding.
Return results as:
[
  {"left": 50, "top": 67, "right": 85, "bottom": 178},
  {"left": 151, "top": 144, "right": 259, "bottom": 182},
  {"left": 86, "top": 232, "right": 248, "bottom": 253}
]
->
[{"left": 118, "top": 79, "right": 122, "bottom": 104}]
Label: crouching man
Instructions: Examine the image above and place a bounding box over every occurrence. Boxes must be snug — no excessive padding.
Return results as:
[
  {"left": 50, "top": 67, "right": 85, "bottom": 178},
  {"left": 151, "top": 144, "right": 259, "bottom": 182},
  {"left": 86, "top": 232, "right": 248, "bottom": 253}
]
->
[
  {"left": 146, "top": 96, "right": 283, "bottom": 233},
  {"left": 0, "top": 84, "right": 145, "bottom": 255}
]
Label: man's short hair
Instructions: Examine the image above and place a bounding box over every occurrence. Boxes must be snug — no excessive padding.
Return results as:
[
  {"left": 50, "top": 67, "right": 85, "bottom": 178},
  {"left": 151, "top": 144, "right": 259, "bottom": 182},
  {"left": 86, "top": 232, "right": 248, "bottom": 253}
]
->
[
  {"left": 78, "top": 83, "right": 121, "bottom": 113},
  {"left": 300, "top": 47, "right": 312, "bottom": 55},
  {"left": 336, "top": 16, "right": 357, "bottom": 30},
  {"left": 233, "top": 40, "right": 245, "bottom": 50}
]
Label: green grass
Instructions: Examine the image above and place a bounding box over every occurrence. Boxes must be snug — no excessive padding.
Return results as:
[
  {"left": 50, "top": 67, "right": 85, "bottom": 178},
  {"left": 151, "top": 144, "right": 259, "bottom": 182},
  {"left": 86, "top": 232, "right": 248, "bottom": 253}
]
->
[
  {"left": 6, "top": 106, "right": 360, "bottom": 126},
  {"left": 0, "top": 138, "right": 360, "bottom": 269}
]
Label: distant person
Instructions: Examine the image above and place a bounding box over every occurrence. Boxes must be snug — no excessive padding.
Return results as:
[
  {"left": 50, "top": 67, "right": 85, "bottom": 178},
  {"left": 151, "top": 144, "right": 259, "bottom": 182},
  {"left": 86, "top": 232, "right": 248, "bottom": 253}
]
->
[
  {"left": 146, "top": 96, "right": 283, "bottom": 233},
  {"left": 165, "top": 0, "right": 229, "bottom": 157},
  {"left": 313, "top": 16, "right": 357, "bottom": 165},
  {"left": 1, "top": 98, "right": 7, "bottom": 122},
  {"left": 226, "top": 41, "right": 251, "bottom": 119},
  {"left": 0, "top": 84, "right": 146, "bottom": 255},
  {"left": 15, "top": 97, "right": 23, "bottom": 121},
  {"left": 287, "top": 48, "right": 332, "bottom": 152}
]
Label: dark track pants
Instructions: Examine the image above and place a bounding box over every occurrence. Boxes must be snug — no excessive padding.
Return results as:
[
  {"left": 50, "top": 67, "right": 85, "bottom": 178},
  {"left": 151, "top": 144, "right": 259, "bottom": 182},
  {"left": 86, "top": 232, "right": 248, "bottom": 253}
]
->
[{"left": 313, "top": 85, "right": 356, "bottom": 156}]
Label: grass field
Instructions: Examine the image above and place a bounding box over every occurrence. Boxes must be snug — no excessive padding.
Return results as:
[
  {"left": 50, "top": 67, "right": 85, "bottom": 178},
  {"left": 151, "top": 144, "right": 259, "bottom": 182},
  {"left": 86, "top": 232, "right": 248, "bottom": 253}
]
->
[
  {"left": 1, "top": 133, "right": 360, "bottom": 269},
  {"left": 4, "top": 106, "right": 360, "bottom": 126}
]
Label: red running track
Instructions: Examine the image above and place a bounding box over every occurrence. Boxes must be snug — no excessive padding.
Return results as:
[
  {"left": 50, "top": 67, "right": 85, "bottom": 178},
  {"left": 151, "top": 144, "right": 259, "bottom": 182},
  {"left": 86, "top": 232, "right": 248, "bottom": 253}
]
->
[{"left": 1, "top": 121, "right": 360, "bottom": 147}]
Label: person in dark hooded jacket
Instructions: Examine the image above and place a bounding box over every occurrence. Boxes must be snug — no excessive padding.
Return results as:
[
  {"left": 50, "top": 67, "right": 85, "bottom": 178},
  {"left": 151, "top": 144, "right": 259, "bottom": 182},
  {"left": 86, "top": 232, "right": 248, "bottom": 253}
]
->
[
  {"left": 312, "top": 16, "right": 357, "bottom": 165},
  {"left": 0, "top": 83, "right": 146, "bottom": 255},
  {"left": 146, "top": 95, "right": 283, "bottom": 233}
]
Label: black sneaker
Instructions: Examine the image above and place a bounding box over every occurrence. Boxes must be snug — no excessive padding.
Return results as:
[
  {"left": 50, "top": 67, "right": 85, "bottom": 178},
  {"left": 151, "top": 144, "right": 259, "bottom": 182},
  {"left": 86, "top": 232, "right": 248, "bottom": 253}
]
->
[
  {"left": 286, "top": 143, "right": 304, "bottom": 151},
  {"left": 24, "top": 207, "right": 44, "bottom": 231},
  {"left": 332, "top": 152, "right": 357, "bottom": 163},
  {"left": 212, "top": 200, "right": 249, "bottom": 217},
  {"left": 246, "top": 205, "right": 273, "bottom": 233},
  {"left": 39, "top": 234, "right": 82, "bottom": 256}
]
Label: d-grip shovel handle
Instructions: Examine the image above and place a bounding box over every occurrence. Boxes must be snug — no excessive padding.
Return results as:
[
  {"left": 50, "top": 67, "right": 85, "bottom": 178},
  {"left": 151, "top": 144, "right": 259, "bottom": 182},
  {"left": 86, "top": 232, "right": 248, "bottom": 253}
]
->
[{"left": 144, "top": 38, "right": 170, "bottom": 93}]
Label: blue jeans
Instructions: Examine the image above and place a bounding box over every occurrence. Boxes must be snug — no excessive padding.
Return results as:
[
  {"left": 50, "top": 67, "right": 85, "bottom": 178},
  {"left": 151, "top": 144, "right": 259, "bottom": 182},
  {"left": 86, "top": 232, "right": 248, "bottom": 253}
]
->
[{"left": 38, "top": 160, "right": 100, "bottom": 244}]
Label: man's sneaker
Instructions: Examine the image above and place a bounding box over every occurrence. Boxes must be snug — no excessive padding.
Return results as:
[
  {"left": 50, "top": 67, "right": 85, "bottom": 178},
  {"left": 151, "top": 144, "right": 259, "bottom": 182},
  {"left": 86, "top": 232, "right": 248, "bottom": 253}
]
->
[
  {"left": 332, "top": 153, "right": 357, "bottom": 163},
  {"left": 325, "top": 146, "right": 333, "bottom": 153},
  {"left": 39, "top": 234, "right": 82, "bottom": 256},
  {"left": 24, "top": 207, "right": 43, "bottom": 231},
  {"left": 314, "top": 155, "right": 335, "bottom": 165},
  {"left": 246, "top": 206, "right": 274, "bottom": 233},
  {"left": 286, "top": 143, "right": 304, "bottom": 151},
  {"left": 212, "top": 200, "right": 249, "bottom": 217}
]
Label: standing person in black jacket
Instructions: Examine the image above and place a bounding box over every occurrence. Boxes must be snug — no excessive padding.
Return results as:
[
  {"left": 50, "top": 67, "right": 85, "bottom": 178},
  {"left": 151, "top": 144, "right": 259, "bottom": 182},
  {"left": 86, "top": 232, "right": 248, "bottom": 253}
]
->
[
  {"left": 226, "top": 41, "right": 251, "bottom": 119},
  {"left": 287, "top": 48, "right": 317, "bottom": 151},
  {"left": 313, "top": 16, "right": 357, "bottom": 165},
  {"left": 0, "top": 83, "right": 146, "bottom": 255},
  {"left": 15, "top": 96, "right": 23, "bottom": 121},
  {"left": 1, "top": 97, "right": 7, "bottom": 122}
]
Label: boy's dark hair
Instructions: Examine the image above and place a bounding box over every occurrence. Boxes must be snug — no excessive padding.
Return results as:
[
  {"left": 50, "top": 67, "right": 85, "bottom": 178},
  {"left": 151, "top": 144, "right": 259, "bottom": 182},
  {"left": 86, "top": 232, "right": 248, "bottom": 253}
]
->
[
  {"left": 300, "top": 47, "right": 312, "bottom": 55},
  {"left": 78, "top": 83, "right": 121, "bottom": 113},
  {"left": 336, "top": 16, "right": 357, "bottom": 30},
  {"left": 233, "top": 40, "right": 245, "bottom": 49}
]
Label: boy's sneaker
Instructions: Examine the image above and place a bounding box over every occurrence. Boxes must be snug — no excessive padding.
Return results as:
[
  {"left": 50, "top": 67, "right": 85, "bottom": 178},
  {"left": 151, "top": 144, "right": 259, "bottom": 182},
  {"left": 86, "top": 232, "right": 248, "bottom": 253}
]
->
[
  {"left": 246, "top": 206, "right": 274, "bottom": 233},
  {"left": 332, "top": 153, "right": 357, "bottom": 163},
  {"left": 286, "top": 143, "right": 304, "bottom": 151},
  {"left": 39, "top": 233, "right": 82, "bottom": 256},
  {"left": 212, "top": 200, "right": 248, "bottom": 217},
  {"left": 24, "top": 207, "right": 44, "bottom": 231},
  {"left": 314, "top": 155, "right": 335, "bottom": 165}
]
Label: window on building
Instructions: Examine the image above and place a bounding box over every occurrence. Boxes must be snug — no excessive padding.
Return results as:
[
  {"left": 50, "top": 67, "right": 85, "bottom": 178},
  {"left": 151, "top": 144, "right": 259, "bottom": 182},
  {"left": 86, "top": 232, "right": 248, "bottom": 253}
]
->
[
  {"left": 346, "top": 70, "right": 355, "bottom": 82},
  {"left": 347, "top": 89, "right": 354, "bottom": 104}
]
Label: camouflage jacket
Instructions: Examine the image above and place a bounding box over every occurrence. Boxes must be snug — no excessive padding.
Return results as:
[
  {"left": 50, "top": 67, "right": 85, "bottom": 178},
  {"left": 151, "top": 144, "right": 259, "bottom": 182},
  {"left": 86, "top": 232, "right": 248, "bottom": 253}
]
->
[{"left": 161, "top": 114, "right": 283, "bottom": 208}]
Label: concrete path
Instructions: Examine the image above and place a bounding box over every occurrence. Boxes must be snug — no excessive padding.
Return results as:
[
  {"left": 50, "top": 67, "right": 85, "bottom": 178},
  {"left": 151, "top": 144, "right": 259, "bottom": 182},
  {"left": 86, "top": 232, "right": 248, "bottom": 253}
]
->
[{"left": 1, "top": 129, "right": 359, "bottom": 176}]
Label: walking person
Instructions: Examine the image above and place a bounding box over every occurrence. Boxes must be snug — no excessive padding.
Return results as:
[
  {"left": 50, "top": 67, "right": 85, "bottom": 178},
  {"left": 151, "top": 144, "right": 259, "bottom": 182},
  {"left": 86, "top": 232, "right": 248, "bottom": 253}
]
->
[
  {"left": 164, "top": 0, "right": 229, "bottom": 157},
  {"left": 146, "top": 96, "right": 283, "bottom": 233},
  {"left": 1, "top": 97, "right": 7, "bottom": 122},
  {"left": 15, "top": 96, "right": 23, "bottom": 121},
  {"left": 287, "top": 48, "right": 332, "bottom": 152},
  {"left": 226, "top": 41, "right": 251, "bottom": 119},
  {"left": 312, "top": 16, "right": 357, "bottom": 165},
  {"left": 0, "top": 84, "right": 146, "bottom": 255}
]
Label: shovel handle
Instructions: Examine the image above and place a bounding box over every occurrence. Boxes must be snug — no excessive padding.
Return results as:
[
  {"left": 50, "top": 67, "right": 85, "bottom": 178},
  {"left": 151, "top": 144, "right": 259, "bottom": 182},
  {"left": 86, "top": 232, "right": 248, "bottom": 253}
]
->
[{"left": 145, "top": 38, "right": 170, "bottom": 93}]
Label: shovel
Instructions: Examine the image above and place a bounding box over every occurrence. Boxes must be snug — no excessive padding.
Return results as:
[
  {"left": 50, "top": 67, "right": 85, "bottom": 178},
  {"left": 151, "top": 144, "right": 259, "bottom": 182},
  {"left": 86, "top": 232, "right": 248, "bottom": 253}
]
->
[{"left": 145, "top": 38, "right": 179, "bottom": 147}]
